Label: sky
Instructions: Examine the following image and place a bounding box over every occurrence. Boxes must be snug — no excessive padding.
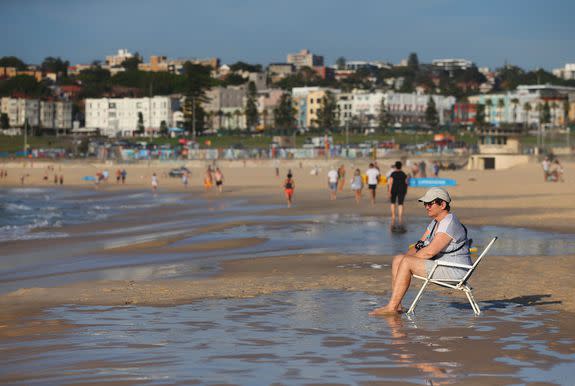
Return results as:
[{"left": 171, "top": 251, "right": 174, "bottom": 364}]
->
[{"left": 1, "top": 0, "right": 574, "bottom": 71}]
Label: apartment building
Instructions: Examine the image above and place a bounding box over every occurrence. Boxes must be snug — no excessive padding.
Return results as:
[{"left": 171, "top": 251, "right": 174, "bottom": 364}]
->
[
  {"left": 1, "top": 97, "right": 72, "bottom": 131},
  {"left": 287, "top": 49, "right": 324, "bottom": 69},
  {"left": 386, "top": 93, "right": 455, "bottom": 126},
  {"left": 105, "top": 49, "right": 135, "bottom": 67},
  {"left": 468, "top": 85, "right": 575, "bottom": 128},
  {"left": 1, "top": 97, "right": 40, "bottom": 127},
  {"left": 85, "top": 96, "right": 180, "bottom": 137},
  {"left": 552, "top": 63, "right": 575, "bottom": 80},
  {"left": 40, "top": 101, "right": 73, "bottom": 130}
]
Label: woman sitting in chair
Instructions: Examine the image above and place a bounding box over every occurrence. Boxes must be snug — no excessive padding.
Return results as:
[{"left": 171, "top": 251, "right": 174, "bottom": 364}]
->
[{"left": 370, "top": 187, "right": 471, "bottom": 315}]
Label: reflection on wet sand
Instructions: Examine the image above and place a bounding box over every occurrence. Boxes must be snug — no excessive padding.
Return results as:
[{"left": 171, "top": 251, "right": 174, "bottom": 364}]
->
[{"left": 2, "top": 291, "right": 573, "bottom": 385}]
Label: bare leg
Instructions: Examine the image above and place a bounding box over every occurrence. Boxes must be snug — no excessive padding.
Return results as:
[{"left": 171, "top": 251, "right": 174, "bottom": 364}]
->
[
  {"left": 370, "top": 256, "right": 427, "bottom": 315},
  {"left": 398, "top": 204, "right": 404, "bottom": 225},
  {"left": 390, "top": 203, "right": 396, "bottom": 223}
]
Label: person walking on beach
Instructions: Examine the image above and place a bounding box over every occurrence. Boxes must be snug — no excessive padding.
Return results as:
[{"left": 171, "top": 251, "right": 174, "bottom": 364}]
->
[
  {"left": 203, "top": 166, "right": 213, "bottom": 191},
  {"left": 121, "top": 169, "right": 127, "bottom": 184},
  {"left": 283, "top": 172, "right": 295, "bottom": 208},
  {"left": 116, "top": 169, "right": 122, "bottom": 184},
  {"left": 432, "top": 161, "right": 440, "bottom": 177},
  {"left": 350, "top": 168, "right": 364, "bottom": 204},
  {"left": 370, "top": 187, "right": 471, "bottom": 315},
  {"left": 388, "top": 161, "right": 409, "bottom": 230},
  {"left": 327, "top": 167, "right": 339, "bottom": 200},
  {"left": 182, "top": 171, "right": 189, "bottom": 189},
  {"left": 337, "top": 164, "right": 346, "bottom": 191},
  {"left": 214, "top": 167, "right": 224, "bottom": 193},
  {"left": 550, "top": 159, "right": 564, "bottom": 182},
  {"left": 365, "top": 163, "right": 381, "bottom": 206},
  {"left": 151, "top": 173, "right": 159, "bottom": 194},
  {"left": 542, "top": 157, "right": 551, "bottom": 181}
]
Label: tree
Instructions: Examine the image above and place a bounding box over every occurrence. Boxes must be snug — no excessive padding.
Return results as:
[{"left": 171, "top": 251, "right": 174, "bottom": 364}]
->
[
  {"left": 497, "top": 98, "right": 505, "bottom": 122},
  {"left": 511, "top": 98, "right": 519, "bottom": 122},
  {"left": 0, "top": 56, "right": 27, "bottom": 69},
  {"left": 523, "top": 102, "right": 532, "bottom": 126},
  {"left": 540, "top": 101, "right": 551, "bottom": 125},
  {"left": 314, "top": 91, "right": 339, "bottom": 130},
  {"left": 136, "top": 112, "right": 145, "bottom": 135},
  {"left": 425, "top": 96, "right": 440, "bottom": 128},
  {"left": 121, "top": 54, "right": 142, "bottom": 71},
  {"left": 336, "top": 57, "right": 346, "bottom": 70},
  {"left": 0, "top": 75, "right": 50, "bottom": 98},
  {"left": 273, "top": 93, "right": 296, "bottom": 134},
  {"left": 229, "top": 61, "right": 262, "bottom": 73},
  {"left": 245, "top": 81, "right": 258, "bottom": 133},
  {"left": 563, "top": 99, "right": 571, "bottom": 125},
  {"left": 485, "top": 99, "right": 493, "bottom": 124},
  {"left": 377, "top": 97, "right": 392, "bottom": 132},
  {"left": 159, "top": 120, "right": 168, "bottom": 137},
  {"left": 475, "top": 104, "right": 486, "bottom": 127},
  {"left": 407, "top": 52, "right": 419, "bottom": 70},
  {"left": 0, "top": 113, "right": 9, "bottom": 129},
  {"left": 182, "top": 62, "right": 213, "bottom": 135},
  {"left": 41, "top": 56, "right": 69, "bottom": 76}
]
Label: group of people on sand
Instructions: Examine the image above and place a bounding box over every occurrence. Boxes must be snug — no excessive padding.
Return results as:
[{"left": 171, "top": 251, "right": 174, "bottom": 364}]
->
[
  {"left": 149, "top": 166, "right": 225, "bottom": 194},
  {"left": 203, "top": 166, "right": 224, "bottom": 193},
  {"left": 541, "top": 156, "right": 564, "bottom": 182}
]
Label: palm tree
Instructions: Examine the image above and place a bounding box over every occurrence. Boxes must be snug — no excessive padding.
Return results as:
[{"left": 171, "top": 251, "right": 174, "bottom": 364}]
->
[
  {"left": 217, "top": 110, "right": 224, "bottom": 131},
  {"left": 485, "top": 99, "right": 493, "bottom": 125},
  {"left": 497, "top": 98, "right": 505, "bottom": 123},
  {"left": 511, "top": 98, "right": 519, "bottom": 123},
  {"left": 551, "top": 102, "right": 559, "bottom": 127},
  {"left": 233, "top": 109, "right": 242, "bottom": 130},
  {"left": 523, "top": 102, "right": 532, "bottom": 127},
  {"left": 563, "top": 99, "right": 571, "bottom": 127}
]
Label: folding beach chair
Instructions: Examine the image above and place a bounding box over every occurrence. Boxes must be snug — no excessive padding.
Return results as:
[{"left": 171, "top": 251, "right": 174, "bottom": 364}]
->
[{"left": 407, "top": 237, "right": 498, "bottom": 316}]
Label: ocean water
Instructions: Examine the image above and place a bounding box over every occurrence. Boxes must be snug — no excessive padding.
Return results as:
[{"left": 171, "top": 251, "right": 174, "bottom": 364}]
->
[{"left": 0, "top": 188, "right": 175, "bottom": 242}]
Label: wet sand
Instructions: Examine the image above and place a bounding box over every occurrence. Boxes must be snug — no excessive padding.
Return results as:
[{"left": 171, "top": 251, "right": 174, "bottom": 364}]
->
[{"left": 1, "top": 159, "right": 574, "bottom": 383}]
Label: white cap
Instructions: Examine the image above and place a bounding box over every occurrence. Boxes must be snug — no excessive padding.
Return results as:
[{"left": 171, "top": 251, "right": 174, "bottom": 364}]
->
[{"left": 418, "top": 187, "right": 452, "bottom": 203}]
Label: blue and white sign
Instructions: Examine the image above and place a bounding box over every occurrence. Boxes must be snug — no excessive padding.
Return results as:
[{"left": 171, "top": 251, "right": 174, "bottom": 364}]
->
[{"left": 409, "top": 178, "right": 457, "bottom": 187}]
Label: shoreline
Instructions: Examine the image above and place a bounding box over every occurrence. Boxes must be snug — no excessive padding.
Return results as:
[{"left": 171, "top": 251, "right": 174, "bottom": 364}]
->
[{"left": 1, "top": 159, "right": 574, "bottom": 320}]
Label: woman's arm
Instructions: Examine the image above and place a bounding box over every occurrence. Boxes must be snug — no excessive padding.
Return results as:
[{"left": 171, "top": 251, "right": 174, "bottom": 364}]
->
[{"left": 414, "top": 232, "right": 452, "bottom": 259}]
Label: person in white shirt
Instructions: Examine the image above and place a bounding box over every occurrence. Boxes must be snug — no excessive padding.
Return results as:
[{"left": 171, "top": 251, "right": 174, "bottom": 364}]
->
[
  {"left": 365, "top": 163, "right": 381, "bottom": 206},
  {"left": 327, "top": 168, "right": 339, "bottom": 200}
]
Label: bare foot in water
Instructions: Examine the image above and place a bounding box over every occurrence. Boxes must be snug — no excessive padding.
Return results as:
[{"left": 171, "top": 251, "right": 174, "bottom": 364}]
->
[{"left": 369, "top": 304, "right": 404, "bottom": 316}]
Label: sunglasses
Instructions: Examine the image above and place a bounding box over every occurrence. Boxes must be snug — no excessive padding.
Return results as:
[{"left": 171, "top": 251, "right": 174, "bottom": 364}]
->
[{"left": 423, "top": 199, "right": 443, "bottom": 208}]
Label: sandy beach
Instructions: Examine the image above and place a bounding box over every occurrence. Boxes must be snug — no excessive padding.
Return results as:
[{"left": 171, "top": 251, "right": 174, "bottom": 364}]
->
[{"left": 1, "top": 158, "right": 574, "bottom": 384}]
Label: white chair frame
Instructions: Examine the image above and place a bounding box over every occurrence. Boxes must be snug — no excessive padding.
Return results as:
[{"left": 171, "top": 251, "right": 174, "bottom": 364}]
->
[{"left": 407, "top": 237, "right": 498, "bottom": 316}]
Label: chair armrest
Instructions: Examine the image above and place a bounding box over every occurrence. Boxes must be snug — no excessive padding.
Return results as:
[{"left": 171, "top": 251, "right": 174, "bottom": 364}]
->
[{"left": 435, "top": 261, "right": 473, "bottom": 270}]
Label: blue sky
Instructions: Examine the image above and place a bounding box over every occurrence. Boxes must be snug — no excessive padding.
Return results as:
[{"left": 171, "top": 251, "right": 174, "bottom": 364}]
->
[{"left": 1, "top": 0, "right": 573, "bottom": 70}]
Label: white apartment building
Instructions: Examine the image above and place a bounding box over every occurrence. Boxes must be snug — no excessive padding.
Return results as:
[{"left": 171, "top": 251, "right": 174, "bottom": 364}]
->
[
  {"left": 85, "top": 96, "right": 180, "bottom": 137},
  {"left": 552, "top": 63, "right": 575, "bottom": 80},
  {"left": 386, "top": 93, "right": 455, "bottom": 126},
  {"left": 1, "top": 97, "right": 72, "bottom": 131},
  {"left": 105, "top": 49, "right": 135, "bottom": 67},
  {"left": 40, "top": 101, "right": 73, "bottom": 130},
  {"left": 1, "top": 97, "right": 39, "bottom": 127},
  {"left": 432, "top": 59, "right": 474, "bottom": 72}
]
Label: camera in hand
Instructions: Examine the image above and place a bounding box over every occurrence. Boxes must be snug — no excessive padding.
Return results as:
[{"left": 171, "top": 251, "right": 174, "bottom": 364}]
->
[{"left": 414, "top": 240, "right": 425, "bottom": 251}]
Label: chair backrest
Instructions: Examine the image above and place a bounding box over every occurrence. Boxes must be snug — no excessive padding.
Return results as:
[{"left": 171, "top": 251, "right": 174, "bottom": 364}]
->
[{"left": 459, "top": 236, "right": 498, "bottom": 285}]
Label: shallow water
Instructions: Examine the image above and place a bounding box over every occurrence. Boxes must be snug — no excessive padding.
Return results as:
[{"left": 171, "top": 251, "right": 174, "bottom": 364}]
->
[
  {"left": 2, "top": 291, "right": 573, "bottom": 385},
  {"left": 1, "top": 189, "right": 575, "bottom": 294}
]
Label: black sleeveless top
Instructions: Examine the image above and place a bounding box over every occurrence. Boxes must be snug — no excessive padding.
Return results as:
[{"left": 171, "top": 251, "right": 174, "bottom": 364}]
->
[{"left": 390, "top": 170, "right": 408, "bottom": 193}]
